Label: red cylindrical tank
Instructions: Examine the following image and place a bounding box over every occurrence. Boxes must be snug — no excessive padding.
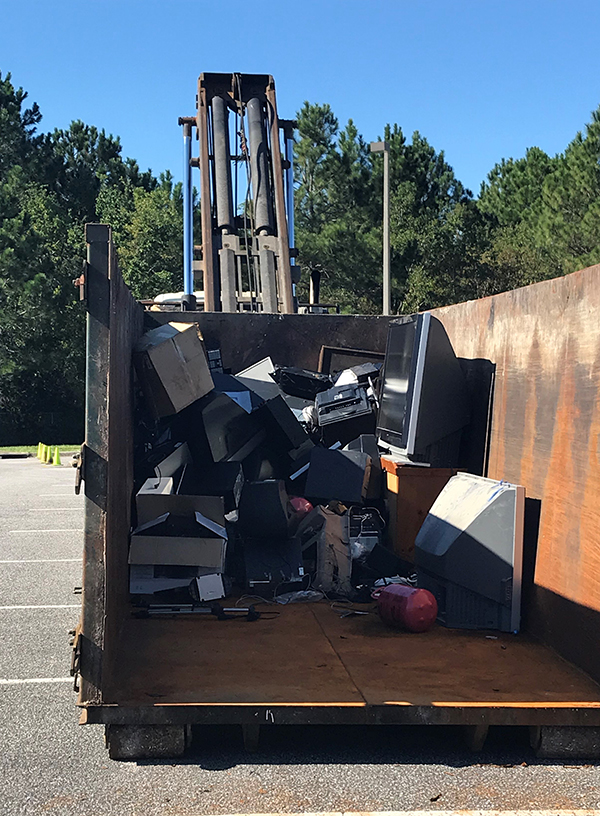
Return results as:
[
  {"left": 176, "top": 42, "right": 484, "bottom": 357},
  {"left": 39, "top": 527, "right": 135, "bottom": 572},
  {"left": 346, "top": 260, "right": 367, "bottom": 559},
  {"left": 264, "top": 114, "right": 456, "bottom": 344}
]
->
[
  {"left": 372, "top": 584, "right": 438, "bottom": 633},
  {"left": 289, "top": 496, "right": 313, "bottom": 519}
]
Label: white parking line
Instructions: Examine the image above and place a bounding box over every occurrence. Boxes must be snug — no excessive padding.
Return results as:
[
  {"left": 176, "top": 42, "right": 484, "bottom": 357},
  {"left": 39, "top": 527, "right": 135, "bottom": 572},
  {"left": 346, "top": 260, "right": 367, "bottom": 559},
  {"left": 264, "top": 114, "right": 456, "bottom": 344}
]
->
[
  {"left": 0, "top": 677, "right": 73, "bottom": 685},
  {"left": 0, "top": 559, "right": 82, "bottom": 564},
  {"left": 28, "top": 508, "right": 82, "bottom": 512},
  {"left": 9, "top": 529, "right": 83, "bottom": 534},
  {"left": 0, "top": 604, "right": 81, "bottom": 610}
]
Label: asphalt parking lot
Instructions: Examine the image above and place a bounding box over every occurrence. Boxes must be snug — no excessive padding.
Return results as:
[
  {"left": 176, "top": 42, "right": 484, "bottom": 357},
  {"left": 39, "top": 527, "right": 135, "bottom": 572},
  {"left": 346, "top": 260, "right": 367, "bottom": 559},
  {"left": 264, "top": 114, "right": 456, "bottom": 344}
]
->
[{"left": 1, "top": 456, "right": 599, "bottom": 816}]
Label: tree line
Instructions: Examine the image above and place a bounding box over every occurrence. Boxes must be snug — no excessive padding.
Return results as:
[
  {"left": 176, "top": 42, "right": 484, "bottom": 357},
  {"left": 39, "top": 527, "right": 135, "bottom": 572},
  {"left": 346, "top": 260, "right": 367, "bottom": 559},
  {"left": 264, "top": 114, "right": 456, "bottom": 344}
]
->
[
  {"left": 0, "top": 72, "right": 183, "bottom": 444},
  {"left": 294, "top": 102, "right": 600, "bottom": 313},
  {"left": 1, "top": 70, "right": 600, "bottom": 443}
]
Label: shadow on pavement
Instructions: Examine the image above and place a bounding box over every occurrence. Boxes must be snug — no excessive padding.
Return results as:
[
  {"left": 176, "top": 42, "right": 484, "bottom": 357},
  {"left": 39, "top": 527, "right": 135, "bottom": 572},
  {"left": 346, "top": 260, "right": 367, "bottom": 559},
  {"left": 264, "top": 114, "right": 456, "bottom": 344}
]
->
[{"left": 137, "top": 723, "right": 600, "bottom": 771}]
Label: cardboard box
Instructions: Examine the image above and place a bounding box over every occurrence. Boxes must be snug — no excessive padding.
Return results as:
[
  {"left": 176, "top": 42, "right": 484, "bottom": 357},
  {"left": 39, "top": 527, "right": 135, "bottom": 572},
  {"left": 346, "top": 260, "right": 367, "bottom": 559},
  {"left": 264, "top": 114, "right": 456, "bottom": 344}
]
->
[
  {"left": 136, "top": 476, "right": 174, "bottom": 525},
  {"left": 136, "top": 477, "right": 225, "bottom": 527},
  {"left": 134, "top": 322, "right": 214, "bottom": 418},
  {"left": 135, "top": 444, "right": 228, "bottom": 526},
  {"left": 129, "top": 512, "right": 227, "bottom": 569},
  {"left": 129, "top": 564, "right": 216, "bottom": 595}
]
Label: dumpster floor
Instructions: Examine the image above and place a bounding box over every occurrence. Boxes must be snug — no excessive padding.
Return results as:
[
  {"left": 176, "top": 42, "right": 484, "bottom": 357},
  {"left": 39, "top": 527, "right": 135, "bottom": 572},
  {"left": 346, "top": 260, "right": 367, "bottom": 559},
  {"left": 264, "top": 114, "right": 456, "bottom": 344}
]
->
[{"left": 106, "top": 600, "right": 600, "bottom": 707}]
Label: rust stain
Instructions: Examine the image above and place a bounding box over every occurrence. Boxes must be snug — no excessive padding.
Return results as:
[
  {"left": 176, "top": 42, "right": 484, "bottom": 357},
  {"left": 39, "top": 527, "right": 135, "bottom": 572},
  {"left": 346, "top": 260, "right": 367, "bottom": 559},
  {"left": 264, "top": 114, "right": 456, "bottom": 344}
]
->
[
  {"left": 536, "top": 343, "right": 580, "bottom": 601},
  {"left": 519, "top": 384, "right": 537, "bottom": 491},
  {"left": 578, "top": 342, "right": 600, "bottom": 612},
  {"left": 519, "top": 331, "right": 551, "bottom": 495},
  {"left": 488, "top": 346, "right": 508, "bottom": 481}
]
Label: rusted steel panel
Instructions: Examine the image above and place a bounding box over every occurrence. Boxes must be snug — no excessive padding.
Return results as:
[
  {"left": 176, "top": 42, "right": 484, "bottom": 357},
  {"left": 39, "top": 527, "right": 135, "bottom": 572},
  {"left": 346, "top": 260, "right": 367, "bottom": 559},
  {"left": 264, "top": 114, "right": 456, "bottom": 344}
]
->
[
  {"left": 79, "top": 224, "right": 111, "bottom": 705},
  {"left": 434, "top": 264, "right": 600, "bottom": 682},
  {"left": 82, "top": 703, "right": 600, "bottom": 728},
  {"left": 150, "top": 312, "right": 395, "bottom": 373},
  {"left": 103, "top": 240, "right": 144, "bottom": 691},
  {"left": 79, "top": 226, "right": 144, "bottom": 704}
]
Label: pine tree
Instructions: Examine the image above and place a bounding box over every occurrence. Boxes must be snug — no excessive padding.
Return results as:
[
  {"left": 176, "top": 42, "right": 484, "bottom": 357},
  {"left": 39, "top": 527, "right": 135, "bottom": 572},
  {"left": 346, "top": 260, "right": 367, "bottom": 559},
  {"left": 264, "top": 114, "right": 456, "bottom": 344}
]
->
[{"left": 537, "top": 107, "right": 600, "bottom": 271}]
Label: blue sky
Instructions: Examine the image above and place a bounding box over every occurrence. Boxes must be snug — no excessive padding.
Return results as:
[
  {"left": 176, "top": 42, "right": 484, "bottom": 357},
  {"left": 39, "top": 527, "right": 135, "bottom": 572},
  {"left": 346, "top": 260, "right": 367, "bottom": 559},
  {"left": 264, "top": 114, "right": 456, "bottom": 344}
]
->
[{"left": 2, "top": 0, "right": 600, "bottom": 194}]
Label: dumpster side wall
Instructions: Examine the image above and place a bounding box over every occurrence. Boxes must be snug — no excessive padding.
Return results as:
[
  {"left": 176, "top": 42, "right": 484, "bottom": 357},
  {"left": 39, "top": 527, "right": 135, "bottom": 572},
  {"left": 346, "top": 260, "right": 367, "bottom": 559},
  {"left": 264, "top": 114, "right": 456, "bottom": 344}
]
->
[
  {"left": 434, "top": 264, "right": 600, "bottom": 683},
  {"left": 150, "top": 312, "right": 396, "bottom": 373},
  {"left": 105, "top": 240, "right": 144, "bottom": 690},
  {"left": 80, "top": 226, "right": 143, "bottom": 704}
]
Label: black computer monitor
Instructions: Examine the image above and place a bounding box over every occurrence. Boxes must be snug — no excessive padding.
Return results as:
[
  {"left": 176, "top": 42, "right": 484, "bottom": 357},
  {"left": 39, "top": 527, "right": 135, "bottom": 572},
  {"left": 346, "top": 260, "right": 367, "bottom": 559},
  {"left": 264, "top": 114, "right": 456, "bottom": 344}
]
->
[
  {"left": 182, "top": 392, "right": 265, "bottom": 464},
  {"left": 376, "top": 312, "right": 471, "bottom": 466}
]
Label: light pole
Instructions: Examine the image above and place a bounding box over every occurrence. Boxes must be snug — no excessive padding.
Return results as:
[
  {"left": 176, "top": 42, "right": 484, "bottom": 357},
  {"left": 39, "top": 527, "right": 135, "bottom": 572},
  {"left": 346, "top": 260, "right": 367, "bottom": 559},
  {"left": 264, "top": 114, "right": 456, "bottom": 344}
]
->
[{"left": 370, "top": 140, "right": 391, "bottom": 315}]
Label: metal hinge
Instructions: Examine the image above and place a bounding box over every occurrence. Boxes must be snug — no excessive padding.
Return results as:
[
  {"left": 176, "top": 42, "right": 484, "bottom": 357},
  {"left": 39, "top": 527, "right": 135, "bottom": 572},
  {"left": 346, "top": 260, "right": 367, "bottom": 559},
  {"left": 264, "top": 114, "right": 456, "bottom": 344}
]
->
[
  {"left": 73, "top": 260, "right": 88, "bottom": 306},
  {"left": 74, "top": 443, "right": 86, "bottom": 495},
  {"left": 69, "top": 622, "right": 82, "bottom": 692}
]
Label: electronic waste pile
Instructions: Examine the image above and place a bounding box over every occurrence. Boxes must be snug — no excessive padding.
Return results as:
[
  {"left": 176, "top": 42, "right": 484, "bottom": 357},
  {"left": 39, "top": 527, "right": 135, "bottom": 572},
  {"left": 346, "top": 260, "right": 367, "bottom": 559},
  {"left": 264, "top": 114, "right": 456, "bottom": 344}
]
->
[{"left": 128, "top": 317, "right": 525, "bottom": 634}]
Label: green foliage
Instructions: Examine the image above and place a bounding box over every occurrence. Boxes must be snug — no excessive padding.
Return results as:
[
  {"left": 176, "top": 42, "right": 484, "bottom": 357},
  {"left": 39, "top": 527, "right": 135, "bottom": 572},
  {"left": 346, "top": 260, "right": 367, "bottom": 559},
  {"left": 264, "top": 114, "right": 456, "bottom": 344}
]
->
[
  {"left": 295, "top": 106, "right": 382, "bottom": 312},
  {"left": 3, "top": 69, "right": 600, "bottom": 443},
  {"left": 0, "top": 171, "right": 84, "bottom": 443},
  {"left": 295, "top": 109, "right": 477, "bottom": 313},
  {"left": 49, "top": 121, "right": 156, "bottom": 220},
  {"left": 479, "top": 147, "right": 556, "bottom": 227},
  {"left": 477, "top": 106, "right": 600, "bottom": 286},
  {"left": 295, "top": 100, "right": 600, "bottom": 315},
  {"left": 384, "top": 127, "right": 475, "bottom": 311},
  {"left": 0, "top": 71, "right": 158, "bottom": 444},
  {"left": 100, "top": 173, "right": 184, "bottom": 299},
  {"left": 294, "top": 101, "right": 339, "bottom": 232},
  {"left": 536, "top": 110, "right": 600, "bottom": 271},
  {"left": 0, "top": 72, "right": 43, "bottom": 177}
]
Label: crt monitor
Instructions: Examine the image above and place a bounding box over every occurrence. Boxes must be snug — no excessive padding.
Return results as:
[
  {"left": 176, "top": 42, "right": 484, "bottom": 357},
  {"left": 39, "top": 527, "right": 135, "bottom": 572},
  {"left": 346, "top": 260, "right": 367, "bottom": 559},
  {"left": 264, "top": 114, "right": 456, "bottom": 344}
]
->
[
  {"left": 376, "top": 312, "right": 471, "bottom": 466},
  {"left": 414, "top": 473, "right": 525, "bottom": 633}
]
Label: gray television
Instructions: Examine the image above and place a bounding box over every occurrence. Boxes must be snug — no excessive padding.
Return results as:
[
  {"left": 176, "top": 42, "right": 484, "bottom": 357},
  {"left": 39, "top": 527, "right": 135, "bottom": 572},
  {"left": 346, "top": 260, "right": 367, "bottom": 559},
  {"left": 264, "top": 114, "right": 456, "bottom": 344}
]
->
[
  {"left": 376, "top": 312, "right": 471, "bottom": 467},
  {"left": 414, "top": 473, "right": 525, "bottom": 632}
]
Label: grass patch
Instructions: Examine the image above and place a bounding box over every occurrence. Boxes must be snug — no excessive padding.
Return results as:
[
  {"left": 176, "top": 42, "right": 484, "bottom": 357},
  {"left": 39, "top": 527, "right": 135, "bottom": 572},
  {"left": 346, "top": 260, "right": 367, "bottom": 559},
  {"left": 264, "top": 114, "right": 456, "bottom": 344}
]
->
[{"left": 0, "top": 444, "right": 81, "bottom": 454}]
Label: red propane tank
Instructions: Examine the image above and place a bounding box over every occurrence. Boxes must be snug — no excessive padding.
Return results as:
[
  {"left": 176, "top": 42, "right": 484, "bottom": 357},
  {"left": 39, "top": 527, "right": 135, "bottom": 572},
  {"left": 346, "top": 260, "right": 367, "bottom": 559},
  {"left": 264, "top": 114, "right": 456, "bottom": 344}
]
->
[
  {"left": 372, "top": 584, "right": 438, "bottom": 633},
  {"left": 289, "top": 496, "right": 313, "bottom": 519}
]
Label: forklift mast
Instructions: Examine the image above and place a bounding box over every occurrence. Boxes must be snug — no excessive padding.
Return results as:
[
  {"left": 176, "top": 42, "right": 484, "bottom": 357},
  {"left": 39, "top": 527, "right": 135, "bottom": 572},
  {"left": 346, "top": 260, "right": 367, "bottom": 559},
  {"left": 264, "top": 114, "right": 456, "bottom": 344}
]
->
[{"left": 179, "top": 73, "right": 299, "bottom": 314}]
